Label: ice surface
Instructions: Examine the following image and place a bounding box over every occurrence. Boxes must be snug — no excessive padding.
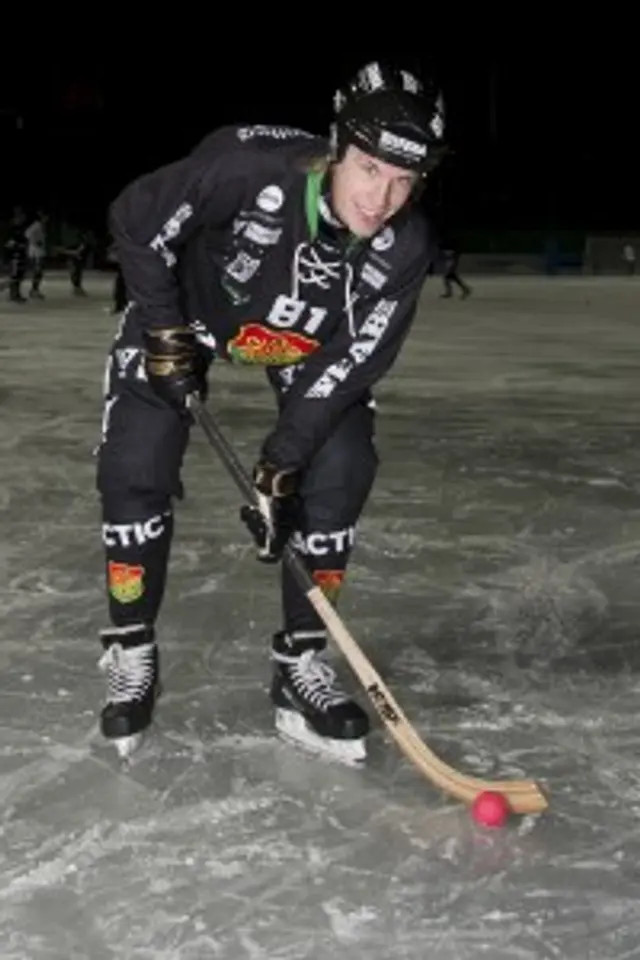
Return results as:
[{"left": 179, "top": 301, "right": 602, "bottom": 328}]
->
[{"left": 2, "top": 274, "right": 640, "bottom": 958}]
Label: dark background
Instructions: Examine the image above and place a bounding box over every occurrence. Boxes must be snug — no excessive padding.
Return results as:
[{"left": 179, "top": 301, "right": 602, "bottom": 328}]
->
[{"left": 1, "top": 40, "right": 635, "bottom": 247}]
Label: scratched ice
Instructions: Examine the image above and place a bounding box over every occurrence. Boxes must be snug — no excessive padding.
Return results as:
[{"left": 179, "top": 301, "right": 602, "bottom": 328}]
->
[{"left": 2, "top": 273, "right": 640, "bottom": 958}]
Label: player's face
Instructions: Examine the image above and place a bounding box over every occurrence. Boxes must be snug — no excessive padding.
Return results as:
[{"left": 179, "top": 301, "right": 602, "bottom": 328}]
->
[{"left": 331, "top": 145, "right": 419, "bottom": 237}]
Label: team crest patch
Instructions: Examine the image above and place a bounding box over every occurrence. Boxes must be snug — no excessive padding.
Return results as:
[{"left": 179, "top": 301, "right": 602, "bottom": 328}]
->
[
  {"left": 108, "top": 561, "right": 145, "bottom": 604},
  {"left": 227, "top": 323, "right": 319, "bottom": 365},
  {"left": 313, "top": 569, "right": 345, "bottom": 603}
]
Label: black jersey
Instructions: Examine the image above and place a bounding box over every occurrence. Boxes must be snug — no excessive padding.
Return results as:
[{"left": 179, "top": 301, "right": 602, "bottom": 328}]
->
[{"left": 109, "top": 124, "right": 433, "bottom": 472}]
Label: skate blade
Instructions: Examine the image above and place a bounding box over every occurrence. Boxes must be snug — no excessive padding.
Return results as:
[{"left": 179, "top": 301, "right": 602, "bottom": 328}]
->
[
  {"left": 275, "top": 708, "right": 367, "bottom": 767},
  {"left": 111, "top": 732, "right": 144, "bottom": 763}
]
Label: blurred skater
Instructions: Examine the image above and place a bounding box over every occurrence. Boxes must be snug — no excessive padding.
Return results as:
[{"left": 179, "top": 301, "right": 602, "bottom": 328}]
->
[{"left": 440, "top": 246, "right": 470, "bottom": 299}]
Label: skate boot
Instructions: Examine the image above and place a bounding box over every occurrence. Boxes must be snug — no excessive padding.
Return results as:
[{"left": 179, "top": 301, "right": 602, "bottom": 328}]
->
[
  {"left": 99, "top": 623, "right": 159, "bottom": 760},
  {"left": 270, "top": 630, "right": 369, "bottom": 765}
]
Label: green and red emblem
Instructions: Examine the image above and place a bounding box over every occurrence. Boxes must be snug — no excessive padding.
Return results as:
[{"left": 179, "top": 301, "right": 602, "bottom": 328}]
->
[
  {"left": 227, "top": 323, "right": 319, "bottom": 365},
  {"left": 108, "top": 561, "right": 145, "bottom": 604}
]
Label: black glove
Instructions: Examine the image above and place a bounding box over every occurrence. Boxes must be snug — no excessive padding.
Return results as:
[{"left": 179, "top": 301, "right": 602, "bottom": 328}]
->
[
  {"left": 240, "top": 461, "right": 298, "bottom": 563},
  {"left": 142, "top": 326, "right": 205, "bottom": 410}
]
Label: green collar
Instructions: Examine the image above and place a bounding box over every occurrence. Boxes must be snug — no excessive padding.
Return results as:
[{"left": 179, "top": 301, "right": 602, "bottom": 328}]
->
[{"left": 304, "top": 170, "right": 362, "bottom": 253}]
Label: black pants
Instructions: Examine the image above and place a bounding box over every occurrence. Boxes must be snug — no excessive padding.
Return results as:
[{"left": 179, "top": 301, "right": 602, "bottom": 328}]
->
[
  {"left": 96, "top": 309, "right": 378, "bottom": 636},
  {"left": 70, "top": 257, "right": 86, "bottom": 292},
  {"left": 9, "top": 252, "right": 26, "bottom": 300},
  {"left": 443, "top": 270, "right": 470, "bottom": 297},
  {"left": 29, "top": 255, "right": 44, "bottom": 293}
]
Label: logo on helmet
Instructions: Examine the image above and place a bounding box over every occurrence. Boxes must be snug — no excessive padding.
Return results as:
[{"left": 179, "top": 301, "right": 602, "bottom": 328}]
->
[
  {"left": 431, "top": 95, "right": 446, "bottom": 139},
  {"left": 400, "top": 70, "right": 421, "bottom": 94},
  {"left": 357, "top": 62, "right": 385, "bottom": 93},
  {"left": 378, "top": 130, "right": 427, "bottom": 160}
]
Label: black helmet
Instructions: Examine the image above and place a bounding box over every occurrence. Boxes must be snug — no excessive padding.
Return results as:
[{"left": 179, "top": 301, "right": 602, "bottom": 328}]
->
[{"left": 331, "top": 61, "right": 446, "bottom": 174}]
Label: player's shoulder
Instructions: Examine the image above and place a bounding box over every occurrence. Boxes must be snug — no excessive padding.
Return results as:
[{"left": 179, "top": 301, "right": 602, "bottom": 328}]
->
[
  {"left": 402, "top": 204, "right": 434, "bottom": 257},
  {"left": 190, "top": 123, "right": 328, "bottom": 175}
]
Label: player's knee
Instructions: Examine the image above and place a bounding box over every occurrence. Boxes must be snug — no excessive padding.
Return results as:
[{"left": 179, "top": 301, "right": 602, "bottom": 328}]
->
[
  {"left": 301, "top": 413, "right": 378, "bottom": 525},
  {"left": 96, "top": 394, "right": 189, "bottom": 502}
]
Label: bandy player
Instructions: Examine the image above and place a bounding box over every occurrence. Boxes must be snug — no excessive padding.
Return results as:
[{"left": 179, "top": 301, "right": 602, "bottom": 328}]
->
[{"left": 97, "top": 61, "right": 447, "bottom": 762}]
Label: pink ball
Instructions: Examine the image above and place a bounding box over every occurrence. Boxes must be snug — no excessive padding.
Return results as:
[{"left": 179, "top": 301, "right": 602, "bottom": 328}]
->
[{"left": 471, "top": 790, "right": 511, "bottom": 827}]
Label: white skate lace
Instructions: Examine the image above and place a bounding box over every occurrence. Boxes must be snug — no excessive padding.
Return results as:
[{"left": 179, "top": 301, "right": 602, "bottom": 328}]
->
[
  {"left": 287, "top": 649, "right": 349, "bottom": 711},
  {"left": 98, "top": 642, "right": 155, "bottom": 705}
]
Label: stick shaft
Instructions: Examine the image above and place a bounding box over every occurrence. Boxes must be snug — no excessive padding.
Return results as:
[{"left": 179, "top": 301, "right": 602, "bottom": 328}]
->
[{"left": 190, "top": 397, "right": 320, "bottom": 598}]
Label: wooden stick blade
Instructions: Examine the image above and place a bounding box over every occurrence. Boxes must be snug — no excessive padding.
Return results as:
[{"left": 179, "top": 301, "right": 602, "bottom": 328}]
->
[{"left": 307, "top": 587, "right": 548, "bottom": 815}]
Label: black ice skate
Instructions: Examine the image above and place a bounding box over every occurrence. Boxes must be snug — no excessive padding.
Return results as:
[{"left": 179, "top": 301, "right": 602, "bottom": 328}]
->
[
  {"left": 271, "top": 630, "right": 369, "bottom": 765},
  {"left": 99, "top": 623, "right": 159, "bottom": 760}
]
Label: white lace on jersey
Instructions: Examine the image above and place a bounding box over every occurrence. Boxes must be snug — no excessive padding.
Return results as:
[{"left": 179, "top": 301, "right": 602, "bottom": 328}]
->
[{"left": 291, "top": 243, "right": 356, "bottom": 336}]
